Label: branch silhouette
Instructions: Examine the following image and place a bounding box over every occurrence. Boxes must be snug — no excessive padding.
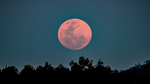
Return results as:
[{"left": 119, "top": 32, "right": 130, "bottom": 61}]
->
[{"left": 0, "top": 56, "right": 150, "bottom": 84}]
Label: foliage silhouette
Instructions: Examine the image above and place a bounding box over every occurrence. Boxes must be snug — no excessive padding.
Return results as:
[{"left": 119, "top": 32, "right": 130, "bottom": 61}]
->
[
  {"left": 0, "top": 56, "right": 150, "bottom": 84},
  {"left": 1, "top": 66, "right": 18, "bottom": 83}
]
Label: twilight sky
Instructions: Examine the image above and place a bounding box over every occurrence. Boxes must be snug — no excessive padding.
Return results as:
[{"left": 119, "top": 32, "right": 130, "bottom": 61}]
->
[{"left": 0, "top": 0, "right": 150, "bottom": 70}]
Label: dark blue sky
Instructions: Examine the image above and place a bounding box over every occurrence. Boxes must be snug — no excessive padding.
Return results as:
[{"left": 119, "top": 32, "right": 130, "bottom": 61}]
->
[{"left": 0, "top": 0, "right": 150, "bottom": 70}]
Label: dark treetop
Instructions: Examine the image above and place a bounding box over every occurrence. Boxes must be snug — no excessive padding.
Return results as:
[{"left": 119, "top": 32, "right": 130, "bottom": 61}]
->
[{"left": 0, "top": 56, "right": 150, "bottom": 84}]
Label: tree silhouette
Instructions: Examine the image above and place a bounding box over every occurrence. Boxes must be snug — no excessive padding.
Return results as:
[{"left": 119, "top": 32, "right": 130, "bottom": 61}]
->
[
  {"left": 55, "top": 63, "right": 69, "bottom": 72},
  {"left": 78, "top": 56, "right": 93, "bottom": 70},
  {"left": 0, "top": 56, "right": 150, "bottom": 84},
  {"left": 69, "top": 60, "right": 82, "bottom": 72},
  {"left": 1, "top": 66, "right": 18, "bottom": 83},
  {"left": 54, "top": 64, "right": 70, "bottom": 83},
  {"left": 144, "top": 60, "right": 150, "bottom": 64},
  {"left": 139, "top": 59, "right": 150, "bottom": 76},
  {"left": 20, "top": 65, "right": 35, "bottom": 84},
  {"left": 42, "top": 61, "right": 54, "bottom": 71},
  {"left": 20, "top": 65, "right": 34, "bottom": 75},
  {"left": 95, "top": 59, "right": 105, "bottom": 71},
  {"left": 2, "top": 66, "right": 18, "bottom": 74}
]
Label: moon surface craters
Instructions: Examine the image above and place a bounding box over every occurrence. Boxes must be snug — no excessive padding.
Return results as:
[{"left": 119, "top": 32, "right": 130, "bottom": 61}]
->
[
  {"left": 65, "top": 21, "right": 79, "bottom": 35},
  {"left": 58, "top": 18, "right": 92, "bottom": 50},
  {"left": 63, "top": 21, "right": 86, "bottom": 49},
  {"left": 63, "top": 35, "right": 86, "bottom": 49}
]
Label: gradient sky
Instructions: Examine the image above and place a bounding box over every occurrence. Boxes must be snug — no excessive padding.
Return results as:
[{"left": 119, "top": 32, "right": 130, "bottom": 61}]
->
[{"left": 0, "top": 0, "right": 150, "bottom": 70}]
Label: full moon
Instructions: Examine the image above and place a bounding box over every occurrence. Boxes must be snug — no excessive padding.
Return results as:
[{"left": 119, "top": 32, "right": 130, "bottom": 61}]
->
[{"left": 58, "top": 19, "right": 92, "bottom": 50}]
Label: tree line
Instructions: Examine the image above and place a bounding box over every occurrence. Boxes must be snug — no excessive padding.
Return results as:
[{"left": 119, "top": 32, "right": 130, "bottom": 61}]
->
[{"left": 0, "top": 56, "right": 150, "bottom": 84}]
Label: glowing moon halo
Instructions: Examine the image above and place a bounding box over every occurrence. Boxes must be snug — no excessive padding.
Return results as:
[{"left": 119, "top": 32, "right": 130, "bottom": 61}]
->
[{"left": 58, "top": 19, "right": 92, "bottom": 50}]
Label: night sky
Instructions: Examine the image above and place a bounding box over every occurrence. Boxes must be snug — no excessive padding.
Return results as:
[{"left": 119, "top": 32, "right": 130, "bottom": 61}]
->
[{"left": 0, "top": 0, "right": 150, "bottom": 70}]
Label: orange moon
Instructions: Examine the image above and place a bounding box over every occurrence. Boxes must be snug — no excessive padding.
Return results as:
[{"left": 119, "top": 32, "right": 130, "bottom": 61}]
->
[{"left": 58, "top": 19, "right": 92, "bottom": 50}]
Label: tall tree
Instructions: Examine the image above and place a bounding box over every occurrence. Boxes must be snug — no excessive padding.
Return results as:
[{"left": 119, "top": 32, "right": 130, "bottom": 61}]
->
[{"left": 78, "top": 56, "right": 93, "bottom": 70}]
